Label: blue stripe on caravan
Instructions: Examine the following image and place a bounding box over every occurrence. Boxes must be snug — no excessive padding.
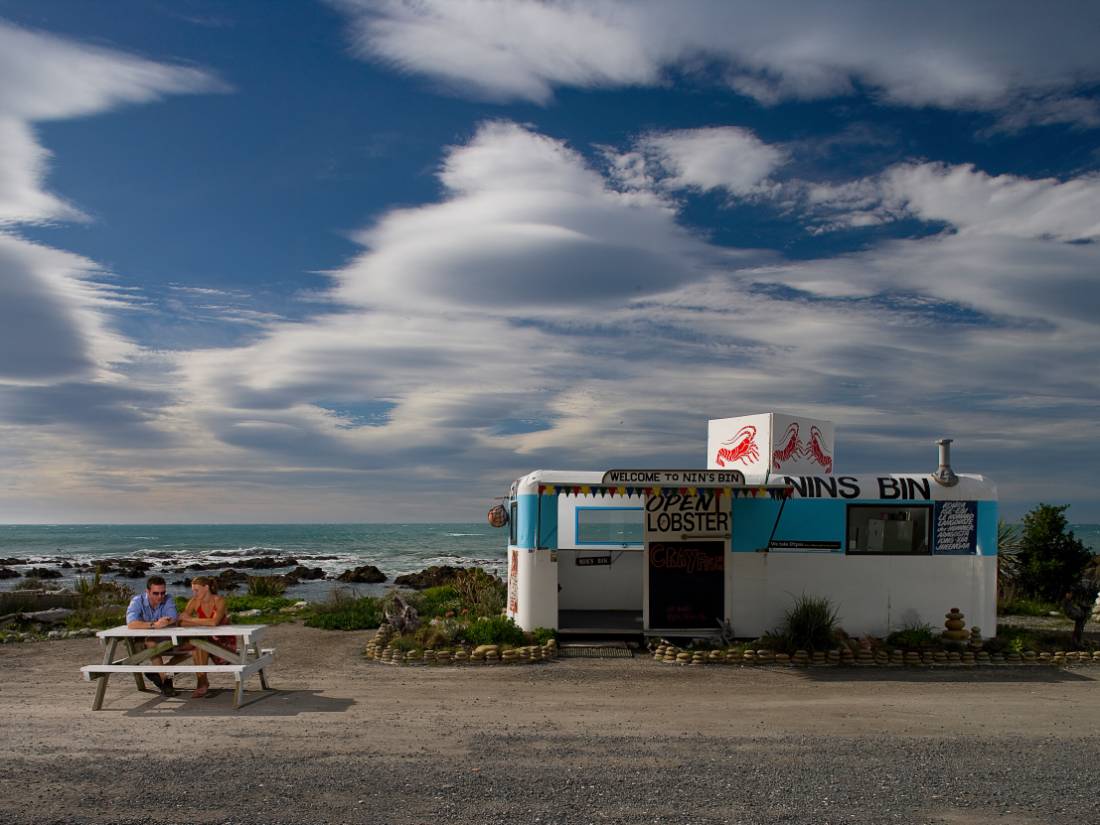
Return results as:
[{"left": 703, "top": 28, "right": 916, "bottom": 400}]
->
[
  {"left": 977, "top": 501, "right": 998, "bottom": 556},
  {"left": 732, "top": 498, "right": 845, "bottom": 552},
  {"left": 516, "top": 493, "right": 559, "bottom": 549}
]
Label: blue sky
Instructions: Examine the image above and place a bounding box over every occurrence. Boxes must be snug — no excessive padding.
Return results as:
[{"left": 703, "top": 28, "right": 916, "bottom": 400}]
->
[{"left": 1, "top": 0, "right": 1099, "bottom": 523}]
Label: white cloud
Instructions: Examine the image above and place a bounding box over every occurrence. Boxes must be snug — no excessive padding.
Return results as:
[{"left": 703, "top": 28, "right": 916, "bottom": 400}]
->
[
  {"left": 334, "top": 1, "right": 1100, "bottom": 127},
  {"left": 330, "top": 121, "right": 727, "bottom": 311},
  {"left": 636, "top": 127, "right": 787, "bottom": 197},
  {"left": 0, "top": 21, "right": 221, "bottom": 122},
  {"left": 882, "top": 164, "right": 1100, "bottom": 241},
  {"left": 0, "top": 22, "right": 219, "bottom": 381},
  {"left": 0, "top": 234, "right": 136, "bottom": 383},
  {"left": 333, "top": 0, "right": 661, "bottom": 103},
  {"left": 801, "top": 162, "right": 1100, "bottom": 242}
]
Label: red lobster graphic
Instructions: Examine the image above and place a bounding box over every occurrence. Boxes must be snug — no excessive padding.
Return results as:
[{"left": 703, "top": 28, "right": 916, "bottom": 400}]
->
[
  {"left": 715, "top": 425, "right": 759, "bottom": 467},
  {"left": 772, "top": 422, "right": 800, "bottom": 470},
  {"left": 805, "top": 425, "right": 833, "bottom": 473}
]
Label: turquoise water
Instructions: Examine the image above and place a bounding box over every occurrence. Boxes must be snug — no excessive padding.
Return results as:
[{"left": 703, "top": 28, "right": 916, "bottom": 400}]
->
[{"left": 0, "top": 523, "right": 506, "bottom": 600}]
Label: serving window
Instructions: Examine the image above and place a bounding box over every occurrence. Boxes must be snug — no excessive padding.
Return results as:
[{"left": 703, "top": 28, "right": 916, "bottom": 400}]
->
[
  {"left": 846, "top": 504, "right": 931, "bottom": 554},
  {"left": 575, "top": 506, "right": 643, "bottom": 546}
]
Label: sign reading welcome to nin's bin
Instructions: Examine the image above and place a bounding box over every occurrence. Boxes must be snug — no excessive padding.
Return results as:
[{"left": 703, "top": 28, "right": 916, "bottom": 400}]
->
[
  {"left": 602, "top": 469, "right": 746, "bottom": 486},
  {"left": 933, "top": 500, "right": 978, "bottom": 555}
]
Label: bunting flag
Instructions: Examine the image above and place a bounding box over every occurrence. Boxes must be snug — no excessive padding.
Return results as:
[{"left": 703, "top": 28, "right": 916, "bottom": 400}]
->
[{"left": 534, "top": 483, "right": 794, "bottom": 498}]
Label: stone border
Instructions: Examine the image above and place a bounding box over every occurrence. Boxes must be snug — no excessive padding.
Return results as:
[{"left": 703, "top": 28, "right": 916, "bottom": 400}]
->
[
  {"left": 364, "top": 631, "right": 558, "bottom": 665},
  {"left": 651, "top": 643, "right": 1100, "bottom": 667}
]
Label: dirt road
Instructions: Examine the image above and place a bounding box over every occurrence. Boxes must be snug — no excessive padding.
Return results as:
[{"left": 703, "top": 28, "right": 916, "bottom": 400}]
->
[{"left": 3, "top": 624, "right": 1099, "bottom": 824}]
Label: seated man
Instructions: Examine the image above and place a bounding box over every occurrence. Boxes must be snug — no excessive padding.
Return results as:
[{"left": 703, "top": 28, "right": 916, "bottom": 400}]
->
[{"left": 125, "top": 575, "right": 179, "bottom": 697}]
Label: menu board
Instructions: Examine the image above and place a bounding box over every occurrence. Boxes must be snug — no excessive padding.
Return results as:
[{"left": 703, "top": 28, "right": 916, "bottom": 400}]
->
[
  {"left": 648, "top": 541, "right": 725, "bottom": 629},
  {"left": 933, "top": 500, "right": 978, "bottom": 555}
]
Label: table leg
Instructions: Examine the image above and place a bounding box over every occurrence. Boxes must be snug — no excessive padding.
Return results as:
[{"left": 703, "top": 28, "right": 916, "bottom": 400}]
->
[
  {"left": 124, "top": 638, "right": 147, "bottom": 691},
  {"left": 233, "top": 676, "right": 244, "bottom": 710},
  {"left": 92, "top": 638, "right": 118, "bottom": 711}
]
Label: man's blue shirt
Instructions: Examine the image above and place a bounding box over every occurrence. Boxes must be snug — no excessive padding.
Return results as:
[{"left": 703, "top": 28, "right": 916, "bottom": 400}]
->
[{"left": 125, "top": 592, "right": 179, "bottom": 625}]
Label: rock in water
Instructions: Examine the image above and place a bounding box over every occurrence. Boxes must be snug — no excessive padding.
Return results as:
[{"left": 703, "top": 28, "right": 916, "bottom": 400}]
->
[{"left": 336, "top": 565, "right": 387, "bottom": 584}]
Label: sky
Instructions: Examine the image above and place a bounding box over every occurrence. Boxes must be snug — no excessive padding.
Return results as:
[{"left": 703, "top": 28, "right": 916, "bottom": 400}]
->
[{"left": 1, "top": 0, "right": 1099, "bottom": 524}]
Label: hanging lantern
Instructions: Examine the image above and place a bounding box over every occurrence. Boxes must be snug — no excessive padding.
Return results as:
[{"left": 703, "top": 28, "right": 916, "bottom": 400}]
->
[{"left": 487, "top": 504, "right": 509, "bottom": 528}]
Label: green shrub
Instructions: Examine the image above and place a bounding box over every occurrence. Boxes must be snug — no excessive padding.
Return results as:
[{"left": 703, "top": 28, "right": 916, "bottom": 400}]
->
[
  {"left": 174, "top": 595, "right": 189, "bottom": 613},
  {"left": 778, "top": 594, "right": 839, "bottom": 652},
  {"left": 64, "top": 607, "right": 126, "bottom": 629},
  {"left": 225, "top": 595, "right": 296, "bottom": 613},
  {"left": 409, "top": 585, "right": 463, "bottom": 618},
  {"left": 15, "top": 577, "right": 62, "bottom": 591},
  {"left": 460, "top": 615, "right": 527, "bottom": 647},
  {"left": 998, "top": 596, "right": 1060, "bottom": 616},
  {"left": 886, "top": 622, "right": 938, "bottom": 648},
  {"left": 304, "top": 595, "right": 384, "bottom": 630},
  {"left": 247, "top": 575, "right": 287, "bottom": 598},
  {"left": 752, "top": 631, "right": 790, "bottom": 652},
  {"left": 75, "top": 572, "right": 132, "bottom": 609},
  {"left": 412, "top": 621, "right": 458, "bottom": 649},
  {"left": 453, "top": 568, "right": 506, "bottom": 618},
  {"left": 529, "top": 626, "right": 557, "bottom": 645}
]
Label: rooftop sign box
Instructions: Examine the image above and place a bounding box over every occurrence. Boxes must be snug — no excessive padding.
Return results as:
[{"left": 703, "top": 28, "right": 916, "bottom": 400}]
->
[{"left": 707, "top": 412, "right": 835, "bottom": 481}]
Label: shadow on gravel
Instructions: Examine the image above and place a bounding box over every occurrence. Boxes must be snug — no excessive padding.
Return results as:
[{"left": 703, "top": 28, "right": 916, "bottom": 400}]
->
[
  {"left": 118, "top": 689, "right": 355, "bottom": 716},
  {"left": 791, "top": 667, "right": 1098, "bottom": 684}
]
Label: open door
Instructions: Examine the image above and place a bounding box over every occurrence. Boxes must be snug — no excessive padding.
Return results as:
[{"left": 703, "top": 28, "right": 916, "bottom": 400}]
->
[{"left": 646, "top": 540, "right": 725, "bottom": 631}]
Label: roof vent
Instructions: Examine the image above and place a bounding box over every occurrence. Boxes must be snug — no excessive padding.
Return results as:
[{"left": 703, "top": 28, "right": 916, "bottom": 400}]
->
[{"left": 932, "top": 438, "right": 959, "bottom": 487}]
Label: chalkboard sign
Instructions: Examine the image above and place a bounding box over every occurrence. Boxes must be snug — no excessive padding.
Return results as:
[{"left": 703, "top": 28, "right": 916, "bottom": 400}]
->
[
  {"left": 648, "top": 541, "right": 725, "bottom": 629},
  {"left": 933, "top": 500, "right": 978, "bottom": 555}
]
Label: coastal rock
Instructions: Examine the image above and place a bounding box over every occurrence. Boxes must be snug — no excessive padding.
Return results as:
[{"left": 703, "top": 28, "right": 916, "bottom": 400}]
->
[
  {"left": 0, "top": 568, "right": 21, "bottom": 579},
  {"left": 337, "top": 565, "right": 387, "bottom": 584},
  {"left": 25, "top": 568, "right": 63, "bottom": 579},
  {"left": 189, "top": 556, "right": 298, "bottom": 571},
  {"left": 0, "top": 558, "right": 29, "bottom": 566},
  {"left": 393, "top": 565, "right": 464, "bottom": 589},
  {"left": 287, "top": 566, "right": 326, "bottom": 581}
]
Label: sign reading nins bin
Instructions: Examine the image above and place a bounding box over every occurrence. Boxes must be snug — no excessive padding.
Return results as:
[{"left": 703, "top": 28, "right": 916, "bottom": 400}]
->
[{"left": 708, "top": 412, "right": 835, "bottom": 482}]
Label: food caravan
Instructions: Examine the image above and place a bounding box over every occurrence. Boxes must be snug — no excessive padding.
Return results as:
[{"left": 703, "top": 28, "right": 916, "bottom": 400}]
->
[{"left": 501, "top": 413, "right": 997, "bottom": 638}]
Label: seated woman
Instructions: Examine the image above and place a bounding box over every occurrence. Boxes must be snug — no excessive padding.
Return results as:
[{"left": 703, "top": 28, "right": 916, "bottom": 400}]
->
[{"left": 178, "top": 575, "right": 235, "bottom": 698}]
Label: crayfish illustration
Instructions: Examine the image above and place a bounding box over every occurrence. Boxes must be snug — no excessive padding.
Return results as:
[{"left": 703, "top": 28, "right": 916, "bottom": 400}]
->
[
  {"left": 805, "top": 425, "right": 833, "bottom": 472},
  {"left": 772, "top": 422, "right": 800, "bottom": 470},
  {"left": 714, "top": 425, "right": 759, "bottom": 467}
]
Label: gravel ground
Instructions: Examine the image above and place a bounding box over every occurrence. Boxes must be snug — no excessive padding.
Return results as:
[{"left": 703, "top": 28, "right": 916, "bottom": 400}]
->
[{"left": 3, "top": 624, "right": 1100, "bottom": 825}]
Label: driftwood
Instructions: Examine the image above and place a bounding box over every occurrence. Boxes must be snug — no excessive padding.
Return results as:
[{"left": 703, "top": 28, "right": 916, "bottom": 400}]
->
[
  {"left": 0, "top": 607, "right": 75, "bottom": 626},
  {"left": 383, "top": 593, "right": 420, "bottom": 634}
]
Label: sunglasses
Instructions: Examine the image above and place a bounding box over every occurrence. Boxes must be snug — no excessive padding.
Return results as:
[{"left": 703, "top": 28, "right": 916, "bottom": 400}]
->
[{"left": 150, "top": 590, "right": 167, "bottom": 596}]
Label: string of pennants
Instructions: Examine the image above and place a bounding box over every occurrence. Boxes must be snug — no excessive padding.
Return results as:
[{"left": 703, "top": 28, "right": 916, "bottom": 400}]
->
[{"left": 537, "top": 484, "right": 793, "bottom": 499}]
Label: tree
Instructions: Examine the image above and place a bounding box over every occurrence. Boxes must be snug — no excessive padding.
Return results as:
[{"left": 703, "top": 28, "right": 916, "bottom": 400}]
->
[{"left": 1016, "top": 504, "right": 1092, "bottom": 602}]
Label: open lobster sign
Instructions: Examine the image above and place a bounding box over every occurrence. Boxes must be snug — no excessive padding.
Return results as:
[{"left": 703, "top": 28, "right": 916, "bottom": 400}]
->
[{"left": 708, "top": 412, "right": 835, "bottom": 481}]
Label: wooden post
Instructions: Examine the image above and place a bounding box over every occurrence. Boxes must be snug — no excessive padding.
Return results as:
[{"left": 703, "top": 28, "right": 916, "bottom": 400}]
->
[
  {"left": 92, "top": 638, "right": 118, "bottom": 711},
  {"left": 124, "top": 638, "right": 146, "bottom": 691}
]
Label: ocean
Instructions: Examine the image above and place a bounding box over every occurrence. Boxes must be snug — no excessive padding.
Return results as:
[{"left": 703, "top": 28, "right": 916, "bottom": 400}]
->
[
  {"left": 1, "top": 522, "right": 1097, "bottom": 603},
  {"left": 0, "top": 523, "right": 506, "bottom": 602}
]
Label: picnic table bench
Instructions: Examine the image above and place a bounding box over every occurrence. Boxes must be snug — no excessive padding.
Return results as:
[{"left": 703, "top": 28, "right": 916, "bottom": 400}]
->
[{"left": 82, "top": 624, "right": 275, "bottom": 710}]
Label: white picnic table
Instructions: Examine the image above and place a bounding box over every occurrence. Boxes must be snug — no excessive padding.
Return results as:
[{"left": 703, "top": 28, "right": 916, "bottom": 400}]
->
[{"left": 82, "top": 624, "right": 275, "bottom": 710}]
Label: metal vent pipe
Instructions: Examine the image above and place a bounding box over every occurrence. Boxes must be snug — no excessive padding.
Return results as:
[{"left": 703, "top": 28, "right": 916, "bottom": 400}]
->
[{"left": 932, "top": 438, "right": 959, "bottom": 487}]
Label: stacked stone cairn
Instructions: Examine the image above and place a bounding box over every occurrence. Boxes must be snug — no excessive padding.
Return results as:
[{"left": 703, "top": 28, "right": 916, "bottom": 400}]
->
[{"left": 942, "top": 608, "right": 969, "bottom": 642}]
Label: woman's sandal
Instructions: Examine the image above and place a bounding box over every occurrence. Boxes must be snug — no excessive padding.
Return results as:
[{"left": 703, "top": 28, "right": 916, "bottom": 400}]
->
[{"left": 192, "top": 684, "right": 210, "bottom": 699}]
